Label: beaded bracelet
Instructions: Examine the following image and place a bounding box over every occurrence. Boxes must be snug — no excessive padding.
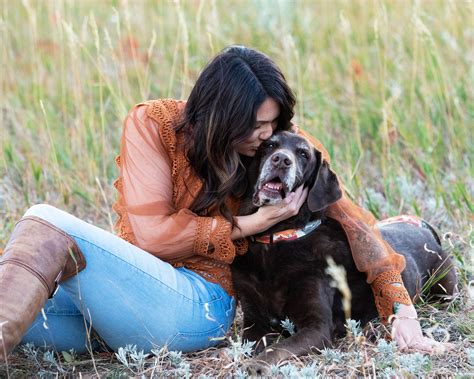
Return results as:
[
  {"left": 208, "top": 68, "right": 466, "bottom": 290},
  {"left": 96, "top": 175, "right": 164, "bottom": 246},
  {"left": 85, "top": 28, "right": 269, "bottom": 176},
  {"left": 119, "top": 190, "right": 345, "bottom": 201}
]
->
[{"left": 388, "top": 314, "right": 418, "bottom": 324}]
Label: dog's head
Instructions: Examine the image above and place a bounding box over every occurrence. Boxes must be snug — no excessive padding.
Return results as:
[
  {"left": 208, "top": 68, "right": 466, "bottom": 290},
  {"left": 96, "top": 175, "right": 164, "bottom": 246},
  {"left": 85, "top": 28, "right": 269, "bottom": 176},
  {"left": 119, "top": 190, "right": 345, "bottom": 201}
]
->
[{"left": 250, "top": 131, "right": 342, "bottom": 212}]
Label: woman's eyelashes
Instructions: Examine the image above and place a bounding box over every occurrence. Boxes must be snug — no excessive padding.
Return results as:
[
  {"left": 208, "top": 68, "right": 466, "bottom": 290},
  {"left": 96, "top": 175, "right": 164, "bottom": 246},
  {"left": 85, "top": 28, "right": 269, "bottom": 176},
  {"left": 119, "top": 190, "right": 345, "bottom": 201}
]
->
[{"left": 255, "top": 119, "right": 278, "bottom": 130}]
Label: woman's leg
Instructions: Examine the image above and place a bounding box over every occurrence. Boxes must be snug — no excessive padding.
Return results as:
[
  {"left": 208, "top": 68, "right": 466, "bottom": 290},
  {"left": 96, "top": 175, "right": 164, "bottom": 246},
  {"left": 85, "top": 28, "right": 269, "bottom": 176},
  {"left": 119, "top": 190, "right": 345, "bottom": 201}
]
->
[
  {"left": 22, "top": 204, "right": 235, "bottom": 353},
  {"left": 0, "top": 213, "right": 85, "bottom": 360},
  {"left": 21, "top": 287, "right": 97, "bottom": 353}
]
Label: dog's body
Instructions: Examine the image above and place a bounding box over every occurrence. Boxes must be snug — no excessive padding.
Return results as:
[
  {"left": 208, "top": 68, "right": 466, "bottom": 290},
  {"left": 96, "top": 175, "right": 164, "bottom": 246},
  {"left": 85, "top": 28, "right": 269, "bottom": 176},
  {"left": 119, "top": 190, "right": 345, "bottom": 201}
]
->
[{"left": 231, "top": 131, "right": 457, "bottom": 367}]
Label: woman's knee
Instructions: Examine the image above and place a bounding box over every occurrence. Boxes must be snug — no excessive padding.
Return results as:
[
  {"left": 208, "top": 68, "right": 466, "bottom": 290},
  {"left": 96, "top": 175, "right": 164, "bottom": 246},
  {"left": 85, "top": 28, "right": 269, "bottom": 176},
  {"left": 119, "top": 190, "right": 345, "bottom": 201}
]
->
[
  {"left": 23, "top": 204, "right": 75, "bottom": 234},
  {"left": 24, "top": 204, "right": 60, "bottom": 222}
]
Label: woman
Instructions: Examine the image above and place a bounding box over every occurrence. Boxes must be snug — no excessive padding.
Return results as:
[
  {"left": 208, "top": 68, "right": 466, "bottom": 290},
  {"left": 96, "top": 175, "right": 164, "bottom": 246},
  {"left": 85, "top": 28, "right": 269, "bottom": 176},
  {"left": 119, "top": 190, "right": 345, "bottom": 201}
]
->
[{"left": 0, "top": 46, "right": 450, "bottom": 361}]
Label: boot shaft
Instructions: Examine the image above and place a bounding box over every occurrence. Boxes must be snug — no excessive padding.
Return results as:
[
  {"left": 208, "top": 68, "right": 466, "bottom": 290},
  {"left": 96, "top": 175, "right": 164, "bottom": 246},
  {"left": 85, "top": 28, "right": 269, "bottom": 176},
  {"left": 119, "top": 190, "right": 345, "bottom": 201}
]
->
[{"left": 0, "top": 215, "right": 86, "bottom": 361}]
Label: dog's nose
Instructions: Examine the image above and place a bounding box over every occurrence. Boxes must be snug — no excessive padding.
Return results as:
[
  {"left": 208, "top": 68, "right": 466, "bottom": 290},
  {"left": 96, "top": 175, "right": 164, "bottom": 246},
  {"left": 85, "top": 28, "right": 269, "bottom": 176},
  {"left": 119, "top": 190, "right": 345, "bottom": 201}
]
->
[{"left": 271, "top": 153, "right": 292, "bottom": 168}]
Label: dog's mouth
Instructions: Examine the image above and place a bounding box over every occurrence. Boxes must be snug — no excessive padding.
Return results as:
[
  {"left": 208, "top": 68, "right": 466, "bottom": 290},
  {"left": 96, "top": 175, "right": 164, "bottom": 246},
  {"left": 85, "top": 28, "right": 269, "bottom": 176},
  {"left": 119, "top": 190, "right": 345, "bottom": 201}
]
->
[
  {"left": 260, "top": 177, "right": 286, "bottom": 197},
  {"left": 254, "top": 175, "right": 290, "bottom": 205}
]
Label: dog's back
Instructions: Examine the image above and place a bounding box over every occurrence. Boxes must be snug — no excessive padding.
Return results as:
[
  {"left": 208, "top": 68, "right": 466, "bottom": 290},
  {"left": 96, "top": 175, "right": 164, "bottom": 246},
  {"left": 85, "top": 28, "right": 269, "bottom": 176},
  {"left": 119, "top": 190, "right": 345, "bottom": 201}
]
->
[{"left": 378, "top": 218, "right": 457, "bottom": 300}]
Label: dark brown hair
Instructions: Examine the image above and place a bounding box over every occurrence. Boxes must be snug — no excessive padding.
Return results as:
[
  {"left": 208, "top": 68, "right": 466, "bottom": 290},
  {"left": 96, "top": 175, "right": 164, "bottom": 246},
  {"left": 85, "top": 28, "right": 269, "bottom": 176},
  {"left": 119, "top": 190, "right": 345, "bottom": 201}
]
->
[{"left": 176, "top": 46, "right": 296, "bottom": 222}]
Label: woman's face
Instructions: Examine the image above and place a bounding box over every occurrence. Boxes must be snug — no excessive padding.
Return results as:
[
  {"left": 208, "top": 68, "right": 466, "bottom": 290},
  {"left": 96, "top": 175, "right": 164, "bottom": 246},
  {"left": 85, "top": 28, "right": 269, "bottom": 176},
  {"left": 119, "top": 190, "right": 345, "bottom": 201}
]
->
[{"left": 235, "top": 97, "right": 280, "bottom": 157}]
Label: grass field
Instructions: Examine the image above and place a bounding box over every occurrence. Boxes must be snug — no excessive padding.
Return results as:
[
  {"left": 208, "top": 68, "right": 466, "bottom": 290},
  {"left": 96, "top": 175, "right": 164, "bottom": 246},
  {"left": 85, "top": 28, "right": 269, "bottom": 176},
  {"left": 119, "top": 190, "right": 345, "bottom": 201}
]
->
[{"left": 1, "top": 0, "right": 473, "bottom": 377}]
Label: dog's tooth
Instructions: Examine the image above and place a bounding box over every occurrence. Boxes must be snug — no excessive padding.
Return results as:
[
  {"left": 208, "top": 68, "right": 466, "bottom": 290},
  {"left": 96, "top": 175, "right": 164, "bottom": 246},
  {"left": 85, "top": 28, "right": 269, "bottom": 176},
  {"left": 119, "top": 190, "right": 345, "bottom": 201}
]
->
[{"left": 266, "top": 182, "right": 282, "bottom": 190}]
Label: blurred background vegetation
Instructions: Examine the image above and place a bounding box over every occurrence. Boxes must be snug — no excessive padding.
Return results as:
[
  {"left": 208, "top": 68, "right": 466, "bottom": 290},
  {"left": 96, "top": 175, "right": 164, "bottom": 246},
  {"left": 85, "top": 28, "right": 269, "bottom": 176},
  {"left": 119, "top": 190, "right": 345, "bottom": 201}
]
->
[{"left": 1, "top": 0, "right": 472, "bottom": 261}]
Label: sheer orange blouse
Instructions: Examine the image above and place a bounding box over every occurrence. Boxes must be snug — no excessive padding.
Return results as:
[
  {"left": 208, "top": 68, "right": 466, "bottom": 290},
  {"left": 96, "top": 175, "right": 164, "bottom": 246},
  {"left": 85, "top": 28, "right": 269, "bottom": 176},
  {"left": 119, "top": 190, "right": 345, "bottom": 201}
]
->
[
  {"left": 113, "top": 99, "right": 411, "bottom": 320},
  {"left": 113, "top": 99, "right": 247, "bottom": 295}
]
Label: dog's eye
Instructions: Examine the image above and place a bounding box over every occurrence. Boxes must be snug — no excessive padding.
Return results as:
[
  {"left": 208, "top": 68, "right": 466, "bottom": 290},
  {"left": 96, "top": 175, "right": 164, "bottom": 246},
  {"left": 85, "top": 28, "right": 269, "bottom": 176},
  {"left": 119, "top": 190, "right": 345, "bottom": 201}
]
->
[
  {"left": 298, "top": 150, "right": 309, "bottom": 159},
  {"left": 264, "top": 142, "right": 276, "bottom": 149}
]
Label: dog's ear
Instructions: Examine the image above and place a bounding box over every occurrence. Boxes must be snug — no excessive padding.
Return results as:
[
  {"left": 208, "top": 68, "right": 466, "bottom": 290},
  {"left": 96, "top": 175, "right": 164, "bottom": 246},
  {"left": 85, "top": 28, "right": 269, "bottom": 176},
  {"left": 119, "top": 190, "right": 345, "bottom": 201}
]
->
[{"left": 307, "top": 150, "right": 343, "bottom": 212}]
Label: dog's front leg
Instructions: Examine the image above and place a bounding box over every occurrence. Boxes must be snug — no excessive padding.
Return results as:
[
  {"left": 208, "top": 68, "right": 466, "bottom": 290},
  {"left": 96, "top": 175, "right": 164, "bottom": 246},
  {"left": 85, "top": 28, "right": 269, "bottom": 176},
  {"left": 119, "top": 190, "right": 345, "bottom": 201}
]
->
[
  {"left": 243, "top": 325, "right": 332, "bottom": 376},
  {"left": 244, "top": 280, "right": 334, "bottom": 374},
  {"left": 241, "top": 314, "right": 275, "bottom": 354},
  {"left": 258, "top": 324, "right": 332, "bottom": 363}
]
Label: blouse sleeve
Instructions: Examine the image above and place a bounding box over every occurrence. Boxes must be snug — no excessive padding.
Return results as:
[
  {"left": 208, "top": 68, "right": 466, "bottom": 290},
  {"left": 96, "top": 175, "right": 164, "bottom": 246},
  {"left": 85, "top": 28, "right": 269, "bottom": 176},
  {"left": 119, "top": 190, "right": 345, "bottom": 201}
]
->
[{"left": 118, "top": 104, "right": 235, "bottom": 264}]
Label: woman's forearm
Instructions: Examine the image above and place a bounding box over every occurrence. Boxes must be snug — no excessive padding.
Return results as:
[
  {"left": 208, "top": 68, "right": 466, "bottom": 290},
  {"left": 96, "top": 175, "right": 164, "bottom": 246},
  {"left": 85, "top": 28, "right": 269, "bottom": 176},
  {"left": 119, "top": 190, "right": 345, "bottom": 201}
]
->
[{"left": 230, "top": 214, "right": 268, "bottom": 240}]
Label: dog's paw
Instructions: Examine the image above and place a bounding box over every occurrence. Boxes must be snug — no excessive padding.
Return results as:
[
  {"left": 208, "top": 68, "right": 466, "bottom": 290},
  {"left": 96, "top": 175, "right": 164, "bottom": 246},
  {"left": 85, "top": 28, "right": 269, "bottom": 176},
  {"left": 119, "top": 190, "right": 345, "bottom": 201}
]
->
[{"left": 241, "top": 359, "right": 272, "bottom": 377}]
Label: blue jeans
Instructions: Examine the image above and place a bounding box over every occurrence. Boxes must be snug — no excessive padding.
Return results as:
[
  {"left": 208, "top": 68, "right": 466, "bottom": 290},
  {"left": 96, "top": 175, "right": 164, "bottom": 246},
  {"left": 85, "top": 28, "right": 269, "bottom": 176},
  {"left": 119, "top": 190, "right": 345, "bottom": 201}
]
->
[{"left": 19, "top": 204, "right": 235, "bottom": 354}]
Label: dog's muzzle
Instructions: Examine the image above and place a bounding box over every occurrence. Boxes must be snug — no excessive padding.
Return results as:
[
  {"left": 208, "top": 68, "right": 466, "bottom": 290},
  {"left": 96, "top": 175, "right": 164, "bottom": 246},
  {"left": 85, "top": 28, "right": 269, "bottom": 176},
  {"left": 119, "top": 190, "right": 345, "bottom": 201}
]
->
[{"left": 253, "top": 150, "right": 297, "bottom": 206}]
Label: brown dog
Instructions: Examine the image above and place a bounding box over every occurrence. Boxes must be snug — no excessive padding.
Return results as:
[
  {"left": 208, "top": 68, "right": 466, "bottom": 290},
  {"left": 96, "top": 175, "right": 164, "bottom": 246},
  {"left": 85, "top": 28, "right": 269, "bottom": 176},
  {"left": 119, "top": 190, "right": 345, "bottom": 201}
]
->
[{"left": 231, "top": 131, "right": 457, "bottom": 372}]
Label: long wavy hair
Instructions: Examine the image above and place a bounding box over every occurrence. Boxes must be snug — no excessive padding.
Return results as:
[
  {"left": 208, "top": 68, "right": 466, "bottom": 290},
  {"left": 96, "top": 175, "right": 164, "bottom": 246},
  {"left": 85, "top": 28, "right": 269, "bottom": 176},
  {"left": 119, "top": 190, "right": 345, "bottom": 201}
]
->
[{"left": 175, "top": 46, "right": 296, "bottom": 223}]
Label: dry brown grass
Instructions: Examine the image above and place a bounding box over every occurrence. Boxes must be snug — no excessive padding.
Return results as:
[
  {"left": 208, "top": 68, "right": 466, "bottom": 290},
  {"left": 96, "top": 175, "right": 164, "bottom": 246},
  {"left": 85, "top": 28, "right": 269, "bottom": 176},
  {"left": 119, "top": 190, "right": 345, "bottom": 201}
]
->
[{"left": 1, "top": 292, "right": 473, "bottom": 378}]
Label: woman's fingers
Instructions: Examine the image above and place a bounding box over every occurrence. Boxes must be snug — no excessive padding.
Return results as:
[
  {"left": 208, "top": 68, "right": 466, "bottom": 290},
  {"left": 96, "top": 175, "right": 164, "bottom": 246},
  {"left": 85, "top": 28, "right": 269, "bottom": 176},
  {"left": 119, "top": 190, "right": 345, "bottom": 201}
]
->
[
  {"left": 409, "top": 339, "right": 435, "bottom": 354},
  {"left": 414, "top": 337, "right": 454, "bottom": 355},
  {"left": 391, "top": 304, "right": 453, "bottom": 355},
  {"left": 284, "top": 186, "right": 301, "bottom": 204},
  {"left": 297, "top": 187, "right": 309, "bottom": 208},
  {"left": 283, "top": 185, "right": 307, "bottom": 216},
  {"left": 393, "top": 322, "right": 454, "bottom": 355},
  {"left": 394, "top": 331, "right": 408, "bottom": 352}
]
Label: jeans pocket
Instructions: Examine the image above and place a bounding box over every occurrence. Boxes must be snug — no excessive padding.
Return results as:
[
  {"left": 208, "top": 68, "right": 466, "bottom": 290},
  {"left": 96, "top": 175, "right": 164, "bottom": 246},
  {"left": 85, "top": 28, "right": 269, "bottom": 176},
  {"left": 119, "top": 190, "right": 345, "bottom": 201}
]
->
[{"left": 168, "top": 324, "right": 226, "bottom": 353}]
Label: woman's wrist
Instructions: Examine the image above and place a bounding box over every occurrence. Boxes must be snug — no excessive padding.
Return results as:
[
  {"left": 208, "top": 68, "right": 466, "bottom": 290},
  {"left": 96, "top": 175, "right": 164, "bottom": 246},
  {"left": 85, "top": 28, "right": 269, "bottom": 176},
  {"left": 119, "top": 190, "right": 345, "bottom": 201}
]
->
[
  {"left": 396, "top": 303, "right": 417, "bottom": 317},
  {"left": 389, "top": 302, "right": 418, "bottom": 323},
  {"left": 390, "top": 303, "right": 418, "bottom": 324},
  {"left": 231, "top": 213, "right": 270, "bottom": 240}
]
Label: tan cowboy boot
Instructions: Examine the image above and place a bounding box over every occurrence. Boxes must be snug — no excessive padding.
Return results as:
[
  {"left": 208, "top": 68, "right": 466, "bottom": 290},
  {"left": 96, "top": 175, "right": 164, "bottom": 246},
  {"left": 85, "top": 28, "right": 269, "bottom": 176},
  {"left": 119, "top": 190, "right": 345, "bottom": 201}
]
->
[{"left": 0, "top": 215, "right": 86, "bottom": 362}]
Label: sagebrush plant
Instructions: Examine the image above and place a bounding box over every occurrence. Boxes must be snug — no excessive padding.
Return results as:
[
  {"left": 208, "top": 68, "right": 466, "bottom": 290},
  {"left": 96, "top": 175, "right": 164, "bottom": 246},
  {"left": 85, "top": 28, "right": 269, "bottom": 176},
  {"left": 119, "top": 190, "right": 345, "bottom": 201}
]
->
[
  {"left": 345, "top": 318, "right": 363, "bottom": 338},
  {"left": 299, "top": 362, "right": 320, "bottom": 379},
  {"left": 375, "top": 339, "right": 397, "bottom": 370},
  {"left": 467, "top": 348, "right": 474, "bottom": 367},
  {"left": 280, "top": 317, "right": 296, "bottom": 335},
  {"left": 1, "top": 0, "right": 472, "bottom": 377},
  {"left": 397, "top": 352, "right": 432, "bottom": 376},
  {"left": 115, "top": 344, "right": 148, "bottom": 373},
  {"left": 279, "top": 363, "right": 300, "bottom": 378},
  {"left": 225, "top": 336, "right": 255, "bottom": 363},
  {"left": 320, "top": 347, "right": 345, "bottom": 365}
]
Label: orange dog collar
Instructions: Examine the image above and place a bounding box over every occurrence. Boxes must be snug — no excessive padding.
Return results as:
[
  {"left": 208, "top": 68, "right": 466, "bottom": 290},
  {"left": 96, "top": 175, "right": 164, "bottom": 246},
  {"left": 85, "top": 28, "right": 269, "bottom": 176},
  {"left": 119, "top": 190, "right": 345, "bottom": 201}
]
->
[{"left": 251, "top": 219, "right": 322, "bottom": 244}]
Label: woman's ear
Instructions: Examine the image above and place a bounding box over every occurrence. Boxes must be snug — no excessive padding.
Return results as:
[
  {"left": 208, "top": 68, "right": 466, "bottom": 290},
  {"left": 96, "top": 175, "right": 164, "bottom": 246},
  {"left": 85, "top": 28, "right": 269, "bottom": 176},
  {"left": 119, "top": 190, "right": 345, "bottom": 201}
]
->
[{"left": 307, "top": 151, "right": 343, "bottom": 212}]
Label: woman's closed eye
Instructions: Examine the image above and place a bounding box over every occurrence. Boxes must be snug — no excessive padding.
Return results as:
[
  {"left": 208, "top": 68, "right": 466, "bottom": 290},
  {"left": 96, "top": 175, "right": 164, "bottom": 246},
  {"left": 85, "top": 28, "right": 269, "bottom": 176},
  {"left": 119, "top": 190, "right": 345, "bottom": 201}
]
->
[{"left": 255, "top": 119, "right": 278, "bottom": 130}]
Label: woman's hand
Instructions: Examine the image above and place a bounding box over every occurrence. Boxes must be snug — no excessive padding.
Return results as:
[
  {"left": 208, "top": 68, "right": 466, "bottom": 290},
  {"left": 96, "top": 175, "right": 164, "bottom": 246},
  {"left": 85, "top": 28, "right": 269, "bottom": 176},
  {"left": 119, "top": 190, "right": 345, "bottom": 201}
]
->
[
  {"left": 254, "top": 185, "right": 308, "bottom": 229},
  {"left": 390, "top": 303, "right": 454, "bottom": 354},
  {"left": 231, "top": 186, "right": 308, "bottom": 240}
]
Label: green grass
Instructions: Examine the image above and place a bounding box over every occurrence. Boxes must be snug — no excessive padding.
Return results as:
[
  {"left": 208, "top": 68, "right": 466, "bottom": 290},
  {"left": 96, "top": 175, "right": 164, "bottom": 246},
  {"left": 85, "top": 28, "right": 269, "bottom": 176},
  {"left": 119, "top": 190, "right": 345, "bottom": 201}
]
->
[
  {"left": 0, "top": 0, "right": 473, "bottom": 376},
  {"left": 1, "top": 0, "right": 472, "bottom": 233}
]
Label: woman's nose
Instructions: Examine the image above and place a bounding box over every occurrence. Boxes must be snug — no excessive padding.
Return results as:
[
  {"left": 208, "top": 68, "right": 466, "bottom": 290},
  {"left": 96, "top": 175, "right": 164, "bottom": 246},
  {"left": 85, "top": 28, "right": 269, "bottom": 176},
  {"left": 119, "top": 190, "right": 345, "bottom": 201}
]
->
[{"left": 259, "top": 124, "right": 273, "bottom": 140}]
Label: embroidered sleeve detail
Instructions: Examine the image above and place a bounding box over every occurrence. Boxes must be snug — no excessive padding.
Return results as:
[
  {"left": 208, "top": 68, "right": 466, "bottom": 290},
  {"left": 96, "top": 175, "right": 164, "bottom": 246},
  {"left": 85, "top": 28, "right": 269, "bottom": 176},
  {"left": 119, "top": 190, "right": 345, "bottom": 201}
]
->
[
  {"left": 371, "top": 270, "right": 412, "bottom": 324},
  {"left": 204, "top": 216, "right": 235, "bottom": 264},
  {"left": 224, "top": 197, "right": 248, "bottom": 255},
  {"left": 194, "top": 217, "right": 213, "bottom": 255},
  {"left": 147, "top": 101, "right": 178, "bottom": 157},
  {"left": 112, "top": 175, "right": 138, "bottom": 246},
  {"left": 146, "top": 99, "right": 192, "bottom": 206},
  {"left": 193, "top": 217, "right": 247, "bottom": 259},
  {"left": 234, "top": 238, "right": 248, "bottom": 255}
]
